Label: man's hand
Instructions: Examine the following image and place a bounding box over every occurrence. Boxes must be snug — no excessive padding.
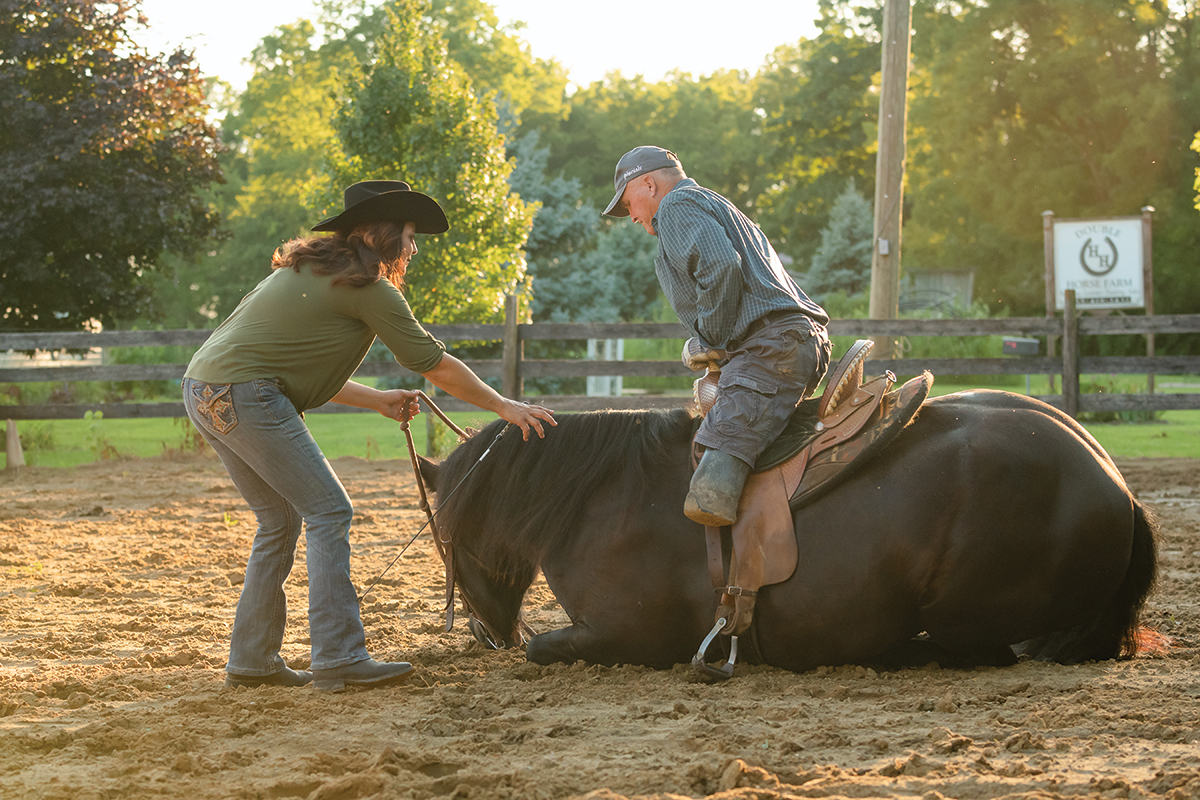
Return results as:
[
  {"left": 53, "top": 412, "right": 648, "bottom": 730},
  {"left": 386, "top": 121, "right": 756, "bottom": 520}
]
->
[{"left": 681, "top": 337, "right": 727, "bottom": 371}]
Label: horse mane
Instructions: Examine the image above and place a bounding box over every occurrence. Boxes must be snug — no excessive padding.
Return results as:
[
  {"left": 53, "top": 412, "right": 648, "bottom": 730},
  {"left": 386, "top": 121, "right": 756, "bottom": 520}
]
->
[{"left": 434, "top": 408, "right": 698, "bottom": 577}]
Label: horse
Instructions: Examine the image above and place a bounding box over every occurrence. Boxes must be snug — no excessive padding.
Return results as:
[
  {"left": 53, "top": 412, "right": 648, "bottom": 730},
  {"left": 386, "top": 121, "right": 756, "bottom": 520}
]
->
[{"left": 416, "top": 389, "right": 1158, "bottom": 673}]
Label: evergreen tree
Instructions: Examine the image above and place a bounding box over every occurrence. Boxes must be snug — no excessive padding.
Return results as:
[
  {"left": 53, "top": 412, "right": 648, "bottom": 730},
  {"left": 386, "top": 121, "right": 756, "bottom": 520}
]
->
[
  {"left": 805, "top": 182, "right": 874, "bottom": 299},
  {"left": 754, "top": 5, "right": 880, "bottom": 264},
  {"left": 529, "top": 223, "right": 659, "bottom": 323},
  {"left": 508, "top": 131, "right": 597, "bottom": 267}
]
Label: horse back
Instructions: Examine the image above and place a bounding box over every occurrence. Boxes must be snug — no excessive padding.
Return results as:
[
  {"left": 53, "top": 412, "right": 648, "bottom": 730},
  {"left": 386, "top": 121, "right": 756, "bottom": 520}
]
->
[
  {"left": 925, "top": 389, "right": 1126, "bottom": 487},
  {"left": 758, "top": 390, "right": 1140, "bottom": 668}
]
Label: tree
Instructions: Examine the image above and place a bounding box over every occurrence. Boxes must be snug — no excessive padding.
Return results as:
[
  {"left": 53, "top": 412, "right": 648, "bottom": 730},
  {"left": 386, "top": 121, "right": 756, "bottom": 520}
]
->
[
  {"left": 805, "top": 181, "right": 874, "bottom": 299},
  {"left": 528, "top": 70, "right": 764, "bottom": 213},
  {"left": 327, "top": 0, "right": 536, "bottom": 323},
  {"left": 506, "top": 130, "right": 603, "bottom": 320},
  {"left": 527, "top": 223, "right": 659, "bottom": 323},
  {"left": 753, "top": 4, "right": 881, "bottom": 265},
  {"left": 905, "top": 0, "right": 1189, "bottom": 314},
  {"left": 154, "top": 0, "right": 567, "bottom": 329},
  {"left": 0, "top": 0, "right": 223, "bottom": 331},
  {"left": 147, "top": 20, "right": 353, "bottom": 329},
  {"left": 427, "top": 0, "right": 567, "bottom": 124}
]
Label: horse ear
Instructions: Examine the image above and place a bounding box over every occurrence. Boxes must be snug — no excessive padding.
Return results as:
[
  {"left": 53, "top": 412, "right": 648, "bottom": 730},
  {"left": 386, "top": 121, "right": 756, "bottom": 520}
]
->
[{"left": 416, "top": 455, "right": 439, "bottom": 490}]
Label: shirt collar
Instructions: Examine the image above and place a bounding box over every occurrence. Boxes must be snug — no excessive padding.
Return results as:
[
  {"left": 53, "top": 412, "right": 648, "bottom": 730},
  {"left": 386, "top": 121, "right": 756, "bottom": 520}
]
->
[{"left": 652, "top": 178, "right": 697, "bottom": 227}]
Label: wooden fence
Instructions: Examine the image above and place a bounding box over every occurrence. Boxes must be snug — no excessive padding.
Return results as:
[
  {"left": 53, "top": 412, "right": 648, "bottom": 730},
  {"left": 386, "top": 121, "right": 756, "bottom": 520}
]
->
[{"left": 2, "top": 295, "right": 1199, "bottom": 420}]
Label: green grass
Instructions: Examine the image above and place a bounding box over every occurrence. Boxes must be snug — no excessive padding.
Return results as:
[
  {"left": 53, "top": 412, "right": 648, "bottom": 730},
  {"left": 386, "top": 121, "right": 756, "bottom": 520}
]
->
[
  {"left": 926, "top": 375, "right": 1200, "bottom": 459},
  {"left": 6, "top": 376, "right": 1198, "bottom": 468},
  {"left": 6, "top": 410, "right": 498, "bottom": 469}
]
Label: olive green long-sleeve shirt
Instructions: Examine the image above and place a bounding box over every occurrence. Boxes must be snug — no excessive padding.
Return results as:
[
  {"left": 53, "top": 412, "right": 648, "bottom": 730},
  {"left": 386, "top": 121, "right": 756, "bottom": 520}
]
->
[{"left": 185, "top": 266, "right": 445, "bottom": 412}]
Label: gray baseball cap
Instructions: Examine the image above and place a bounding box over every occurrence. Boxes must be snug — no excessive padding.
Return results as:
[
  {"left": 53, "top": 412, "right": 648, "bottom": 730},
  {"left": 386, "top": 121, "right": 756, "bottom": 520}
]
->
[{"left": 602, "top": 145, "right": 682, "bottom": 217}]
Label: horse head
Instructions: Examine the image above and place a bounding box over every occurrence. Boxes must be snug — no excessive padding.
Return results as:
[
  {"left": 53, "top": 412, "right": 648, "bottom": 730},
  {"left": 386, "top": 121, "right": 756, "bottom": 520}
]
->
[
  {"left": 416, "top": 434, "right": 537, "bottom": 651},
  {"left": 415, "top": 410, "right": 706, "bottom": 658}
]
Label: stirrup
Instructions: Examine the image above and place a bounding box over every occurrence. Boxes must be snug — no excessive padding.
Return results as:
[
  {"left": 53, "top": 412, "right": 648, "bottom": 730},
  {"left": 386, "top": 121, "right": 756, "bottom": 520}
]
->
[{"left": 691, "top": 617, "right": 739, "bottom": 681}]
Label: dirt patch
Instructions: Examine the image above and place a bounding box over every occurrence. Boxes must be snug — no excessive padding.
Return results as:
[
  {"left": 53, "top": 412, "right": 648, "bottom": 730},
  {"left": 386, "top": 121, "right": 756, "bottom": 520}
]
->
[{"left": 1, "top": 454, "right": 1198, "bottom": 800}]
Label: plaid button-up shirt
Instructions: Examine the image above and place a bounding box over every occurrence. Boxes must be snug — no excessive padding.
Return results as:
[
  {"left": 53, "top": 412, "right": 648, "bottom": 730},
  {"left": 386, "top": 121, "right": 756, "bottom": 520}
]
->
[{"left": 653, "top": 179, "right": 827, "bottom": 349}]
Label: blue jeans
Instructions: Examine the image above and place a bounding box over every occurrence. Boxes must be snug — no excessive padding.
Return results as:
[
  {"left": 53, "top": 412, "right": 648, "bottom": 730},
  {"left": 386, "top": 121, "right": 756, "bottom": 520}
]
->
[{"left": 182, "top": 377, "right": 370, "bottom": 674}]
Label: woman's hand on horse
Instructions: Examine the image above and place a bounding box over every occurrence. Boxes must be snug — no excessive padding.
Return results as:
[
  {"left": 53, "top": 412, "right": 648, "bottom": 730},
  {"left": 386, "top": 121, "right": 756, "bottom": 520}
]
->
[
  {"left": 498, "top": 399, "right": 556, "bottom": 440},
  {"left": 377, "top": 389, "right": 422, "bottom": 423}
]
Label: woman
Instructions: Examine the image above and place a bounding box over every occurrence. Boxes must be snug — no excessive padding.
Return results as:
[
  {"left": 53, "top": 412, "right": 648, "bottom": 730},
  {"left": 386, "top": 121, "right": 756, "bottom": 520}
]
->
[{"left": 183, "top": 180, "right": 555, "bottom": 693}]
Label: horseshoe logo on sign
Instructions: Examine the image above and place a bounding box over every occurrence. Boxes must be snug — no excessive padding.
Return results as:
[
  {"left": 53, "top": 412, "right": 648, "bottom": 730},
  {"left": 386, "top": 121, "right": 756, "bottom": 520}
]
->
[{"left": 1079, "top": 237, "right": 1119, "bottom": 277}]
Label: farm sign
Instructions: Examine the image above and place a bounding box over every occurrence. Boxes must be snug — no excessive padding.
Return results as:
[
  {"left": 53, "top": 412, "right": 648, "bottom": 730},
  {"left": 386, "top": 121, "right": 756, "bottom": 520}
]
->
[{"left": 1051, "top": 217, "right": 1146, "bottom": 310}]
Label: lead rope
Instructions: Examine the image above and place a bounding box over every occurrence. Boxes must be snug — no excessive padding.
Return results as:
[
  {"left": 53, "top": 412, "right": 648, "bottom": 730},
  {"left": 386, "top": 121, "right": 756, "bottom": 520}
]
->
[
  {"left": 402, "top": 392, "right": 470, "bottom": 630},
  {"left": 356, "top": 393, "right": 510, "bottom": 626}
]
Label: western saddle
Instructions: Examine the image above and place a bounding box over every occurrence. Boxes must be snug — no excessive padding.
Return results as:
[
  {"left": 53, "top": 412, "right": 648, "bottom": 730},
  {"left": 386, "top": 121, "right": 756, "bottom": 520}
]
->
[{"left": 690, "top": 339, "right": 932, "bottom": 679}]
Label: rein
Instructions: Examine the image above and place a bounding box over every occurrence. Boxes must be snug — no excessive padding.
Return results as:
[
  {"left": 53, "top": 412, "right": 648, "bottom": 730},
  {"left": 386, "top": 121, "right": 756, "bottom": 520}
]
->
[{"left": 356, "top": 392, "right": 510, "bottom": 631}]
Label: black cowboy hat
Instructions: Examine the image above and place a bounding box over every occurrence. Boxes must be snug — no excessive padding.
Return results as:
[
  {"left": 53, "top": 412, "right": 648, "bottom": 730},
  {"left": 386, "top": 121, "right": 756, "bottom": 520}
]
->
[{"left": 312, "top": 180, "right": 449, "bottom": 234}]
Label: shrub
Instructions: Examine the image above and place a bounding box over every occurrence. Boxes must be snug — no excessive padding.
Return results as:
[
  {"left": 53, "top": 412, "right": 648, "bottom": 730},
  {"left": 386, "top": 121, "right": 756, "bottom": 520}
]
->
[
  {"left": 1077, "top": 377, "right": 1160, "bottom": 423},
  {"left": 17, "top": 421, "right": 56, "bottom": 465}
]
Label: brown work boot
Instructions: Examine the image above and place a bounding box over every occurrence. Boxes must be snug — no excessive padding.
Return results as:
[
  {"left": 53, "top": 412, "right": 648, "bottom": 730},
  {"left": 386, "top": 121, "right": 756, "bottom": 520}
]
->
[
  {"left": 313, "top": 659, "right": 415, "bottom": 692},
  {"left": 684, "top": 449, "right": 751, "bottom": 526}
]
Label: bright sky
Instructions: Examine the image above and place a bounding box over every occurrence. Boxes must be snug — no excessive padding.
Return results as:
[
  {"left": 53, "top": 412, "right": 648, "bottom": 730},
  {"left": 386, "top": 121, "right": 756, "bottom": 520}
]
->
[{"left": 137, "top": 0, "right": 823, "bottom": 91}]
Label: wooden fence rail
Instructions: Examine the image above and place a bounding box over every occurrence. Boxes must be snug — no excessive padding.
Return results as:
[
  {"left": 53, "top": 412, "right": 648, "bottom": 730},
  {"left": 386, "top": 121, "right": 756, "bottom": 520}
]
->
[{"left": 2, "top": 300, "right": 1199, "bottom": 421}]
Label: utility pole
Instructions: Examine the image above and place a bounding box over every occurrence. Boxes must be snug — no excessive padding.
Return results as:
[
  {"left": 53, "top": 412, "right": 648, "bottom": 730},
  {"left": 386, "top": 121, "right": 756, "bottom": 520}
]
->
[{"left": 868, "top": 0, "right": 913, "bottom": 358}]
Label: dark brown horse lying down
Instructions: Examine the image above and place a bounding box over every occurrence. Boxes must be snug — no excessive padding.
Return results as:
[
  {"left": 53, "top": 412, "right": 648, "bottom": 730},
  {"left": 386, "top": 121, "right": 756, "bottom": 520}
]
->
[{"left": 418, "top": 390, "right": 1158, "bottom": 672}]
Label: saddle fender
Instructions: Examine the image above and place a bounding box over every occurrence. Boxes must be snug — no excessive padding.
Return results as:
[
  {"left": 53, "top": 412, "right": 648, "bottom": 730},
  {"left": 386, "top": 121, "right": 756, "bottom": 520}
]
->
[{"left": 708, "top": 370, "right": 933, "bottom": 639}]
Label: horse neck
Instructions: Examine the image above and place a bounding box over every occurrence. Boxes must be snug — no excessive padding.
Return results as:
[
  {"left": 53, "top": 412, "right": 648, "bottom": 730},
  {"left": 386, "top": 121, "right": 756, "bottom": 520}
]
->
[{"left": 453, "top": 409, "right": 696, "bottom": 570}]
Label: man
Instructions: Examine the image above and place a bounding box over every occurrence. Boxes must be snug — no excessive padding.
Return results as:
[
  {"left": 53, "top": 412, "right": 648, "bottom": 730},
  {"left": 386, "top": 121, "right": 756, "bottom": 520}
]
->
[{"left": 603, "top": 145, "right": 831, "bottom": 527}]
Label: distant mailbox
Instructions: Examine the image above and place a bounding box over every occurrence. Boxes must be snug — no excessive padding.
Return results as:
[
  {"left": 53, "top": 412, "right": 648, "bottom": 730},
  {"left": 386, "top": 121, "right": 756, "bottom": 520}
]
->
[{"left": 1002, "top": 337, "right": 1040, "bottom": 356}]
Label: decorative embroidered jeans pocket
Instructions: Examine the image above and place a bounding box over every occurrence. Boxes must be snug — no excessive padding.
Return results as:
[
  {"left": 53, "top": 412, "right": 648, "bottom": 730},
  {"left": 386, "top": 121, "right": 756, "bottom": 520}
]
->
[{"left": 190, "top": 382, "right": 238, "bottom": 434}]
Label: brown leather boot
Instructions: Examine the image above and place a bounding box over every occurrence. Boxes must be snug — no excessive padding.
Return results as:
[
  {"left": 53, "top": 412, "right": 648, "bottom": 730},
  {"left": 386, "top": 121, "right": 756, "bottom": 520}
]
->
[{"left": 684, "top": 449, "right": 751, "bottom": 526}]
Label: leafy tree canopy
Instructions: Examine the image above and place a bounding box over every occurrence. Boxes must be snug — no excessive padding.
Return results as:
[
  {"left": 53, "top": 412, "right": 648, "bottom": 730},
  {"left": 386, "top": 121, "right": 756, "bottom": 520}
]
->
[
  {"left": 427, "top": 0, "right": 568, "bottom": 122},
  {"left": 754, "top": 4, "right": 881, "bottom": 262},
  {"left": 905, "top": 0, "right": 1192, "bottom": 312},
  {"left": 161, "top": 0, "right": 566, "bottom": 328},
  {"left": 136, "top": 0, "right": 1200, "bottom": 334},
  {"left": 530, "top": 70, "right": 763, "bottom": 215},
  {"left": 326, "top": 0, "right": 536, "bottom": 323},
  {"left": 0, "top": 0, "right": 223, "bottom": 331}
]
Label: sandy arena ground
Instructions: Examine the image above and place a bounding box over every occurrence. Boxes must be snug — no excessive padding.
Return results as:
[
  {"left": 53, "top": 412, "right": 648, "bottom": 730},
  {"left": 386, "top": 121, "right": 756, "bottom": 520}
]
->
[{"left": 1, "top": 451, "right": 1198, "bottom": 800}]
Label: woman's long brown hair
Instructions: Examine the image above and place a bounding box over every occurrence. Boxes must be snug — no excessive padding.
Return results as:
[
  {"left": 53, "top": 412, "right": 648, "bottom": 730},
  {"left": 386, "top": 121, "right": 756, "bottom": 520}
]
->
[{"left": 271, "top": 221, "right": 411, "bottom": 288}]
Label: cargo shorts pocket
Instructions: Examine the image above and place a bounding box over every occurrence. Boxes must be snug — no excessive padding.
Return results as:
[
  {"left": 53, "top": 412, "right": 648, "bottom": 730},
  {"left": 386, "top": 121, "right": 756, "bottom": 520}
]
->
[
  {"left": 190, "top": 382, "right": 238, "bottom": 434},
  {"left": 717, "top": 371, "right": 779, "bottom": 397}
]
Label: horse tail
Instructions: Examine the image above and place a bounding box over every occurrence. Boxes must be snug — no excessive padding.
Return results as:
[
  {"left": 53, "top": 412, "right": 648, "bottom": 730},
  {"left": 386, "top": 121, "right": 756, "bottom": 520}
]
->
[
  {"left": 1112, "top": 500, "right": 1161, "bottom": 657},
  {"left": 1016, "top": 499, "right": 1160, "bottom": 663}
]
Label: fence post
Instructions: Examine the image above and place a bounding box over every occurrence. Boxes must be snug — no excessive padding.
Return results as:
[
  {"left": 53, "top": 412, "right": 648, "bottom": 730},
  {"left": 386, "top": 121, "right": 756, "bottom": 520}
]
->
[
  {"left": 1062, "top": 289, "right": 1080, "bottom": 418},
  {"left": 1141, "top": 205, "right": 1155, "bottom": 395},
  {"left": 501, "top": 294, "right": 523, "bottom": 400},
  {"left": 1042, "top": 209, "right": 1057, "bottom": 393},
  {"left": 424, "top": 378, "right": 436, "bottom": 457},
  {"left": 6, "top": 419, "right": 25, "bottom": 469}
]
